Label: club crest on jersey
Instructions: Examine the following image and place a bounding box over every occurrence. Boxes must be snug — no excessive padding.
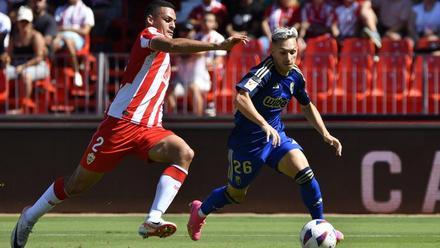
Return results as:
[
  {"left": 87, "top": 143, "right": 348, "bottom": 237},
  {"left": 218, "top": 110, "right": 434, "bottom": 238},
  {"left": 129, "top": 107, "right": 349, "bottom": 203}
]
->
[
  {"left": 87, "top": 152, "right": 95, "bottom": 165},
  {"left": 263, "top": 96, "right": 288, "bottom": 108},
  {"left": 290, "top": 82, "right": 295, "bottom": 94}
]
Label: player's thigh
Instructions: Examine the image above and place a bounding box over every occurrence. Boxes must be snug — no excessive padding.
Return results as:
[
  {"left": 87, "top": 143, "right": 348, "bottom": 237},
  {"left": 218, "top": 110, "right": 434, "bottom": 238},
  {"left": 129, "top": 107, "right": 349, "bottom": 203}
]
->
[
  {"left": 227, "top": 149, "right": 264, "bottom": 189},
  {"left": 65, "top": 165, "right": 104, "bottom": 196},
  {"left": 147, "top": 133, "right": 194, "bottom": 167},
  {"left": 277, "top": 149, "right": 310, "bottom": 179},
  {"left": 80, "top": 117, "right": 134, "bottom": 172},
  {"left": 266, "top": 132, "right": 306, "bottom": 177}
]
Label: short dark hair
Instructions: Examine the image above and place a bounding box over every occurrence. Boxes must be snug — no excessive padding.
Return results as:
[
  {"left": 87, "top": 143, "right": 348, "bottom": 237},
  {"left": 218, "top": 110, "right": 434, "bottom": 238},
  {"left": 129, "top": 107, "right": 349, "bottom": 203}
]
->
[{"left": 146, "top": 0, "right": 175, "bottom": 17}]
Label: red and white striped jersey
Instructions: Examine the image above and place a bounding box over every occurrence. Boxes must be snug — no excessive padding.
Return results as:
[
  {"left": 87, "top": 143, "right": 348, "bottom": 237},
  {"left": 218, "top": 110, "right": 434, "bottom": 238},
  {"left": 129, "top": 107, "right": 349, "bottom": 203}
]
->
[{"left": 107, "top": 27, "right": 171, "bottom": 127}]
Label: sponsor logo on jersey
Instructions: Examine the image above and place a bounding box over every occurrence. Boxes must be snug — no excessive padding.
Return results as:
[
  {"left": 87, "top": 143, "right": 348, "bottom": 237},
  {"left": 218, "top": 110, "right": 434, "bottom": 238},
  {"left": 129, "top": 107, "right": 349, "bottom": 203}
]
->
[
  {"left": 263, "top": 96, "right": 288, "bottom": 108},
  {"left": 87, "top": 152, "right": 95, "bottom": 165},
  {"left": 273, "top": 82, "right": 280, "bottom": 89}
]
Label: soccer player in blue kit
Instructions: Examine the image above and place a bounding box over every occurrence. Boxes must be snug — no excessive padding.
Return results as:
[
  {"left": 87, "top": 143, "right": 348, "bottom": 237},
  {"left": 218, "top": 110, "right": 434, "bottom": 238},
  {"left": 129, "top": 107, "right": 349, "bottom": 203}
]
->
[{"left": 187, "top": 26, "right": 344, "bottom": 243}]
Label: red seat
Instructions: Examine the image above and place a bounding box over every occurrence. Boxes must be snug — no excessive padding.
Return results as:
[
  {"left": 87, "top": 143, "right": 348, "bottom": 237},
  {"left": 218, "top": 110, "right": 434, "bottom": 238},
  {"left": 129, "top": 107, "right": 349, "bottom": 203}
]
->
[
  {"left": 299, "top": 35, "right": 339, "bottom": 113},
  {"left": 301, "top": 55, "right": 336, "bottom": 113},
  {"left": 305, "top": 34, "right": 338, "bottom": 58},
  {"left": 411, "top": 55, "right": 440, "bottom": 114},
  {"left": 341, "top": 38, "right": 375, "bottom": 56},
  {"left": 373, "top": 55, "right": 412, "bottom": 114},
  {"left": 0, "top": 70, "right": 7, "bottom": 102},
  {"left": 5, "top": 59, "right": 53, "bottom": 114},
  {"left": 336, "top": 55, "right": 374, "bottom": 113},
  {"left": 218, "top": 39, "right": 263, "bottom": 114},
  {"left": 51, "top": 34, "right": 97, "bottom": 113},
  {"left": 380, "top": 38, "right": 414, "bottom": 57},
  {"left": 415, "top": 37, "right": 440, "bottom": 51}
]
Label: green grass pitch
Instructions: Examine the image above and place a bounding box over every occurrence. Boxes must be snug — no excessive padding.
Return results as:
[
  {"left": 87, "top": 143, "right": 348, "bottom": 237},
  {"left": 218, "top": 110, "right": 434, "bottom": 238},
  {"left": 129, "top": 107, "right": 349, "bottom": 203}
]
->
[{"left": 1, "top": 214, "right": 440, "bottom": 247}]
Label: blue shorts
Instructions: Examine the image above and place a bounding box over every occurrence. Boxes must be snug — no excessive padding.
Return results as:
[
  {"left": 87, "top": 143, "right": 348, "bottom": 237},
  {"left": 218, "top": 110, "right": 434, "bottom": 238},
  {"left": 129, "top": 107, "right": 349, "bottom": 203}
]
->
[{"left": 227, "top": 131, "right": 302, "bottom": 189}]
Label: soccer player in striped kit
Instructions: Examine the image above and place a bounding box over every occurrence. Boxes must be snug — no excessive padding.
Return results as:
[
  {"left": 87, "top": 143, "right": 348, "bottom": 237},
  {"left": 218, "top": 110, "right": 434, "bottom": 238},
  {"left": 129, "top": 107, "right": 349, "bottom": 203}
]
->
[
  {"left": 187, "top": 26, "right": 344, "bottom": 243},
  {"left": 10, "top": 1, "right": 247, "bottom": 247}
]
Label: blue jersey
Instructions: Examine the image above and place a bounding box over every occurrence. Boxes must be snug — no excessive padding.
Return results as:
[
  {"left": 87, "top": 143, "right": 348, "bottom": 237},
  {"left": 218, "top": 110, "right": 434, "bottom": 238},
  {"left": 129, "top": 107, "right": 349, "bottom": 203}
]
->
[
  {"left": 229, "top": 56, "right": 311, "bottom": 146},
  {"left": 226, "top": 56, "right": 310, "bottom": 188}
]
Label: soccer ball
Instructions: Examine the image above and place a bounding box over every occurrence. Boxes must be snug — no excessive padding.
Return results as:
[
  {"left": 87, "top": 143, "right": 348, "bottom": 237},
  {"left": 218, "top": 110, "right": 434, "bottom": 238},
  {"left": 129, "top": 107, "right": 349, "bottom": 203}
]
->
[{"left": 299, "top": 219, "right": 337, "bottom": 248}]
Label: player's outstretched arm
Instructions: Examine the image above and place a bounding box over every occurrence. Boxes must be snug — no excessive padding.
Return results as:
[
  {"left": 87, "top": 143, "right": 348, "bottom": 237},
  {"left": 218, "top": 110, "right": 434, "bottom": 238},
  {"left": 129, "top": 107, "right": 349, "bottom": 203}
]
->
[
  {"left": 301, "top": 103, "right": 342, "bottom": 156},
  {"left": 150, "top": 34, "right": 248, "bottom": 54},
  {"left": 235, "top": 90, "right": 281, "bottom": 147}
]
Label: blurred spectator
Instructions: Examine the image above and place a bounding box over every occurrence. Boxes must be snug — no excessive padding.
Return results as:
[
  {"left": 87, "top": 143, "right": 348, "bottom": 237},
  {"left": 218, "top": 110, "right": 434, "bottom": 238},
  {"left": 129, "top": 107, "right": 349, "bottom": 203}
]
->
[
  {"left": 262, "top": 0, "right": 301, "bottom": 38},
  {"left": 333, "top": 0, "right": 361, "bottom": 40},
  {"left": 1, "top": 6, "right": 49, "bottom": 113},
  {"left": 7, "top": 0, "right": 28, "bottom": 24},
  {"left": 86, "top": 0, "right": 121, "bottom": 43},
  {"left": 261, "top": 0, "right": 301, "bottom": 52},
  {"left": 53, "top": 0, "right": 94, "bottom": 87},
  {"left": 0, "top": 10, "right": 10, "bottom": 55},
  {"left": 169, "top": 13, "right": 226, "bottom": 116},
  {"left": 410, "top": 0, "right": 440, "bottom": 41},
  {"left": 300, "top": 0, "right": 337, "bottom": 39},
  {"left": 188, "top": 0, "right": 227, "bottom": 34},
  {"left": 330, "top": 0, "right": 381, "bottom": 47},
  {"left": 167, "top": 22, "right": 197, "bottom": 113},
  {"left": 30, "top": 0, "right": 57, "bottom": 54},
  {"left": 193, "top": 12, "right": 226, "bottom": 116},
  {"left": 0, "top": 0, "right": 7, "bottom": 15},
  {"left": 176, "top": 0, "right": 201, "bottom": 23},
  {"left": 372, "top": 0, "right": 413, "bottom": 41},
  {"left": 225, "top": 0, "right": 263, "bottom": 39}
]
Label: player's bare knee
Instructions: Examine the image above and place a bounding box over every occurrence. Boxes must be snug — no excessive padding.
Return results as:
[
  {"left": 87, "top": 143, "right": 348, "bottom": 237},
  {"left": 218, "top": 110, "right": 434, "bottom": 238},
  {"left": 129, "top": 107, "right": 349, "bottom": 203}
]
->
[{"left": 177, "top": 146, "right": 194, "bottom": 166}]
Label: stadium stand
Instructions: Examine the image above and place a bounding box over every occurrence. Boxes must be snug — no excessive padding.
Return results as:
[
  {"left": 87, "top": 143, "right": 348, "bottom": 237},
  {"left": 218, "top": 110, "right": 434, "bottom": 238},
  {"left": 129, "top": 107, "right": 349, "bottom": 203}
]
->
[
  {"left": 301, "top": 35, "right": 338, "bottom": 113},
  {"left": 218, "top": 39, "right": 263, "bottom": 114},
  {"left": 0, "top": 0, "right": 439, "bottom": 117}
]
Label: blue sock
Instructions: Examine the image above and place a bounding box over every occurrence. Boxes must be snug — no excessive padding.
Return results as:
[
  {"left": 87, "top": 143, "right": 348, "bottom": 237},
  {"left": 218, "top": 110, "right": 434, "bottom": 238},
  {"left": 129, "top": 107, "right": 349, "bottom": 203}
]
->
[
  {"left": 295, "top": 167, "right": 324, "bottom": 219},
  {"left": 200, "top": 186, "right": 233, "bottom": 215}
]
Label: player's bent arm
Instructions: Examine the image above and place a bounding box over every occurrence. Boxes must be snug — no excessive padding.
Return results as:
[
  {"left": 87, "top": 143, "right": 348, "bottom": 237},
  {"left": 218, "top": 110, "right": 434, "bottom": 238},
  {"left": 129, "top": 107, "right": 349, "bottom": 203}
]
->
[
  {"left": 235, "top": 90, "right": 281, "bottom": 146},
  {"left": 150, "top": 36, "right": 218, "bottom": 53},
  {"left": 150, "top": 34, "right": 248, "bottom": 53},
  {"left": 235, "top": 90, "right": 268, "bottom": 127},
  {"left": 301, "top": 102, "right": 342, "bottom": 156},
  {"left": 301, "top": 102, "right": 331, "bottom": 137}
]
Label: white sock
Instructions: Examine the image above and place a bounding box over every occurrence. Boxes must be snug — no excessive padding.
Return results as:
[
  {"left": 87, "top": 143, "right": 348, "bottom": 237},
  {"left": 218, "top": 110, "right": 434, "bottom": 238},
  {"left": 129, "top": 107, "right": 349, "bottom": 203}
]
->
[
  {"left": 147, "top": 175, "right": 183, "bottom": 223},
  {"left": 25, "top": 183, "right": 63, "bottom": 223},
  {"left": 198, "top": 208, "right": 207, "bottom": 218}
]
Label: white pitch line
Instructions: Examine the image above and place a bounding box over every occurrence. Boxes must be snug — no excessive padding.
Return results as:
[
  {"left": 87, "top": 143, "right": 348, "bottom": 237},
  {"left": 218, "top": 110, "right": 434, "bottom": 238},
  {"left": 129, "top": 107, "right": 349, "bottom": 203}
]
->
[{"left": 36, "top": 233, "right": 440, "bottom": 238}]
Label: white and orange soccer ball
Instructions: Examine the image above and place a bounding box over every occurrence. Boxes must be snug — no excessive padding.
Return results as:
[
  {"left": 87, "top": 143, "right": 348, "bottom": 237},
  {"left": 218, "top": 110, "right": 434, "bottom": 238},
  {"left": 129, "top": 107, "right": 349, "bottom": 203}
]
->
[{"left": 299, "top": 219, "right": 337, "bottom": 248}]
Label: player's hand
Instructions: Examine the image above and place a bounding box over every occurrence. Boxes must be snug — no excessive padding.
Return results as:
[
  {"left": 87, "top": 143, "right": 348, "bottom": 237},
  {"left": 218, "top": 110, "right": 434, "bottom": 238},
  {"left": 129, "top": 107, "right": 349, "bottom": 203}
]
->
[
  {"left": 218, "top": 34, "right": 249, "bottom": 51},
  {"left": 323, "top": 133, "right": 342, "bottom": 156},
  {"left": 261, "top": 123, "right": 281, "bottom": 147}
]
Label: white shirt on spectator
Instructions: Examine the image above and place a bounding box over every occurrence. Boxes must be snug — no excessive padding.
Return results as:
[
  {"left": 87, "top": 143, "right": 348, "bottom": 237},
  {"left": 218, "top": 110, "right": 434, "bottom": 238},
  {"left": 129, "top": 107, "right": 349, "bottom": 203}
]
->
[
  {"left": 196, "top": 30, "right": 226, "bottom": 65},
  {"left": 188, "top": 30, "right": 226, "bottom": 92},
  {"left": 54, "top": 0, "right": 95, "bottom": 30}
]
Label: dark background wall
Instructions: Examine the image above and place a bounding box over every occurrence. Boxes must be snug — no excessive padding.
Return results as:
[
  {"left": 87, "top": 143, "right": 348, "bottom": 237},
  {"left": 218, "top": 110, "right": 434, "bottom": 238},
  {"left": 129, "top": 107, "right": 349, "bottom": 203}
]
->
[{"left": 1, "top": 121, "right": 439, "bottom": 214}]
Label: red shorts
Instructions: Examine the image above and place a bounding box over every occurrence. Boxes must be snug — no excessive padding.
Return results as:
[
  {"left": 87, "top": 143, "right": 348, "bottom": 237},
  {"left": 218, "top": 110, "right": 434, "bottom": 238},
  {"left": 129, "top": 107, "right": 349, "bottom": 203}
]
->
[{"left": 80, "top": 116, "right": 174, "bottom": 172}]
